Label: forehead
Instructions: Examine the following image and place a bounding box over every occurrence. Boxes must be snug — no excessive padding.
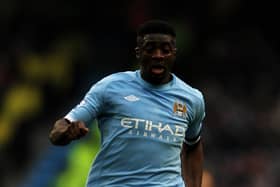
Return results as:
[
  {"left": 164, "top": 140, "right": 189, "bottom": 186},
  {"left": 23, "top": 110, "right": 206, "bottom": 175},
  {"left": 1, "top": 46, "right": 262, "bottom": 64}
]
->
[{"left": 142, "top": 34, "right": 175, "bottom": 44}]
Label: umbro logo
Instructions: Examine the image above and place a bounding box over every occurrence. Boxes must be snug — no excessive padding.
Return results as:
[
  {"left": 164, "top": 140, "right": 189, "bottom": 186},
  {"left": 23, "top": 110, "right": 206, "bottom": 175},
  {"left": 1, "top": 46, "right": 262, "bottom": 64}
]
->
[{"left": 124, "top": 95, "right": 140, "bottom": 102}]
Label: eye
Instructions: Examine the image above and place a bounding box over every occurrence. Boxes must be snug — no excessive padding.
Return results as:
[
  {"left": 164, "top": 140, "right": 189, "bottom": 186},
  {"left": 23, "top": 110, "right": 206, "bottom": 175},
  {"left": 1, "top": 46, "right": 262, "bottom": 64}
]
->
[
  {"left": 161, "top": 44, "right": 172, "bottom": 54},
  {"left": 143, "top": 43, "right": 155, "bottom": 54}
]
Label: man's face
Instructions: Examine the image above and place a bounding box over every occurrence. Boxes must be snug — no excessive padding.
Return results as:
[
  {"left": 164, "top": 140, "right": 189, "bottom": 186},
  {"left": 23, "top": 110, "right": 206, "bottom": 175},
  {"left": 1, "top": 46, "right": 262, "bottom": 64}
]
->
[{"left": 136, "top": 33, "right": 176, "bottom": 85}]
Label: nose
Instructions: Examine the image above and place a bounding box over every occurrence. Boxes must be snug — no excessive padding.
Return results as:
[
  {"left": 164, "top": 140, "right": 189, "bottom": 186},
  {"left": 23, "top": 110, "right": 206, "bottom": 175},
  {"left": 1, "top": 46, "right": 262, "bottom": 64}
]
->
[{"left": 152, "top": 49, "right": 164, "bottom": 59}]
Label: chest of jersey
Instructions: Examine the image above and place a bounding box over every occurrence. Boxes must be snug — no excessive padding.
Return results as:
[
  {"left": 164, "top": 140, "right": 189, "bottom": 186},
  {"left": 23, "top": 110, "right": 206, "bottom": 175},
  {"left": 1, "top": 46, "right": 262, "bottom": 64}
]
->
[{"left": 101, "top": 81, "right": 192, "bottom": 145}]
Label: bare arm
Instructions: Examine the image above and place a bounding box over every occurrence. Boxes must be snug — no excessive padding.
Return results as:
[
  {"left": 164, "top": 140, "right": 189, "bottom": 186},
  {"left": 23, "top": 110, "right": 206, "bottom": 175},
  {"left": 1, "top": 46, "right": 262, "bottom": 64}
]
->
[
  {"left": 181, "top": 140, "right": 203, "bottom": 187},
  {"left": 49, "top": 118, "right": 89, "bottom": 146}
]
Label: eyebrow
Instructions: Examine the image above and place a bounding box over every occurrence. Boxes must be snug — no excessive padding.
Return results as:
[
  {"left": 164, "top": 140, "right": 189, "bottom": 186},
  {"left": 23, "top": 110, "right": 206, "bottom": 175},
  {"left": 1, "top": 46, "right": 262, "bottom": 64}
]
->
[
  {"left": 143, "top": 41, "right": 172, "bottom": 46},
  {"left": 137, "top": 35, "right": 176, "bottom": 47},
  {"left": 143, "top": 37, "right": 174, "bottom": 43},
  {"left": 142, "top": 41, "right": 175, "bottom": 49}
]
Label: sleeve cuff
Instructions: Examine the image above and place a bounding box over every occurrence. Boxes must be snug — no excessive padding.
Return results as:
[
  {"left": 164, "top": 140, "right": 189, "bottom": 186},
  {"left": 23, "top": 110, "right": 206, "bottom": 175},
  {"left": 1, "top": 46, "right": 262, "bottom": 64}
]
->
[
  {"left": 64, "top": 114, "right": 76, "bottom": 123},
  {"left": 184, "top": 135, "right": 201, "bottom": 146}
]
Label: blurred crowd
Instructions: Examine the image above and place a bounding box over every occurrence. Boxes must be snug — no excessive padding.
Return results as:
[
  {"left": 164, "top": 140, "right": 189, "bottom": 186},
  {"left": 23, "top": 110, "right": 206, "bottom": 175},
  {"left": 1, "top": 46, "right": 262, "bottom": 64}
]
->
[{"left": 0, "top": 1, "right": 279, "bottom": 187}]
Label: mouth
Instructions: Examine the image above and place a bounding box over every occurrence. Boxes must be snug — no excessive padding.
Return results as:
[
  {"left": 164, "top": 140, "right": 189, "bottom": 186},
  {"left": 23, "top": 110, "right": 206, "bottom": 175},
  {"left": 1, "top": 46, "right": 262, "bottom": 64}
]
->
[{"left": 151, "top": 64, "right": 166, "bottom": 75}]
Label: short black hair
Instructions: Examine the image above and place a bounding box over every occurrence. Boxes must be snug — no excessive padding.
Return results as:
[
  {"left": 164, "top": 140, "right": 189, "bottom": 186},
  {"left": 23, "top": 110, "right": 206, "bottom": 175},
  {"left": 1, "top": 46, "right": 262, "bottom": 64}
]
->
[{"left": 137, "top": 20, "right": 176, "bottom": 37}]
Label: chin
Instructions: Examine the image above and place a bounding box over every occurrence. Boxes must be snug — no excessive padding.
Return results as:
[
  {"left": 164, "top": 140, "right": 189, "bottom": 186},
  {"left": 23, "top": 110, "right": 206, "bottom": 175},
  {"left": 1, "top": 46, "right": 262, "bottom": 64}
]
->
[
  {"left": 150, "top": 72, "right": 170, "bottom": 84},
  {"left": 150, "top": 71, "right": 165, "bottom": 78},
  {"left": 149, "top": 78, "right": 164, "bottom": 85}
]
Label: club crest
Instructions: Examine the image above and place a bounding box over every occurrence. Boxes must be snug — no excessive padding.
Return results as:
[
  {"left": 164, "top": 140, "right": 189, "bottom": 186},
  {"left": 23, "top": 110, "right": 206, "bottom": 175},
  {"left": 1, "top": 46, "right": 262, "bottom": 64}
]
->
[{"left": 173, "top": 100, "right": 187, "bottom": 119}]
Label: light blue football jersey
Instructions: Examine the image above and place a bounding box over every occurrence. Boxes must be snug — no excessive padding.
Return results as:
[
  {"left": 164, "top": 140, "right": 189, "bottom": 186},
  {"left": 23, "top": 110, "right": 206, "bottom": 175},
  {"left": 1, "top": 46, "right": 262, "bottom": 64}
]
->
[{"left": 65, "top": 70, "right": 205, "bottom": 187}]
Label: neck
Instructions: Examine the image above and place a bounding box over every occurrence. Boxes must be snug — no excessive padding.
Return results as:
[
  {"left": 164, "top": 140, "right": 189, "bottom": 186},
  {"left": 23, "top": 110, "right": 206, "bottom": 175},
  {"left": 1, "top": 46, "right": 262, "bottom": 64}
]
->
[{"left": 140, "top": 71, "right": 172, "bottom": 85}]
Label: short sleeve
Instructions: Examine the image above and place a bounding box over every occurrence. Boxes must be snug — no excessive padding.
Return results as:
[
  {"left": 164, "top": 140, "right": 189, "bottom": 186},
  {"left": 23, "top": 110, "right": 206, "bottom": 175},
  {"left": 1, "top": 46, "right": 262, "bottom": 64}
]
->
[
  {"left": 184, "top": 93, "right": 205, "bottom": 145},
  {"left": 65, "top": 80, "right": 106, "bottom": 124}
]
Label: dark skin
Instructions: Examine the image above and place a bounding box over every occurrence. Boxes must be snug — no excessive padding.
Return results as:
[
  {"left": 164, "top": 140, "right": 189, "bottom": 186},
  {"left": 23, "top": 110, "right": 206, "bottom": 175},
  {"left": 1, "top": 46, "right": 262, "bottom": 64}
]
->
[
  {"left": 49, "top": 118, "right": 89, "bottom": 146},
  {"left": 136, "top": 33, "right": 177, "bottom": 85},
  {"left": 181, "top": 141, "right": 204, "bottom": 187},
  {"left": 49, "top": 33, "right": 203, "bottom": 187}
]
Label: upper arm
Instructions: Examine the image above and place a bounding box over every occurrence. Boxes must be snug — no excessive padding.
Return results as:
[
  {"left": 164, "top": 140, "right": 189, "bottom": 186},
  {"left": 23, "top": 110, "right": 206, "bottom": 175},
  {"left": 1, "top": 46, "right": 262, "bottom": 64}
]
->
[
  {"left": 184, "top": 93, "right": 205, "bottom": 146},
  {"left": 65, "top": 80, "right": 107, "bottom": 123}
]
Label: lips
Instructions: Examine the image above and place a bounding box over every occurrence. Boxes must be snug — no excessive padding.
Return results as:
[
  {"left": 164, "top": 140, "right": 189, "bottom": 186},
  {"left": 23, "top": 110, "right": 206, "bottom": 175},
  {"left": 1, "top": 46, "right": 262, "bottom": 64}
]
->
[{"left": 151, "top": 64, "right": 166, "bottom": 75}]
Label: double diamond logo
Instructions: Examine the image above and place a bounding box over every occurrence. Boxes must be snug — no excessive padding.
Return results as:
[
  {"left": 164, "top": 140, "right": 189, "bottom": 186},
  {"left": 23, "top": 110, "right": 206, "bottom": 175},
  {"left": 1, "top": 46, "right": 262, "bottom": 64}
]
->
[{"left": 124, "top": 95, "right": 140, "bottom": 102}]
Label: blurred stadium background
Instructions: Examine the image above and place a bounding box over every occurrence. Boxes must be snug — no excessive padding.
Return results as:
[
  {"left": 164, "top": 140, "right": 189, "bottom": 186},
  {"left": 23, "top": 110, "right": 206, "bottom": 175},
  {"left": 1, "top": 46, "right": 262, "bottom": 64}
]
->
[{"left": 0, "top": 0, "right": 279, "bottom": 187}]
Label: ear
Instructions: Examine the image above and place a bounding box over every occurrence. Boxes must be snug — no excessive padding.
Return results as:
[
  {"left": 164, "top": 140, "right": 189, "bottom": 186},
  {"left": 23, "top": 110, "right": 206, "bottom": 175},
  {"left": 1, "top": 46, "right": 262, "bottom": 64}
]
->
[
  {"left": 135, "top": 47, "right": 140, "bottom": 59},
  {"left": 173, "top": 48, "right": 177, "bottom": 55}
]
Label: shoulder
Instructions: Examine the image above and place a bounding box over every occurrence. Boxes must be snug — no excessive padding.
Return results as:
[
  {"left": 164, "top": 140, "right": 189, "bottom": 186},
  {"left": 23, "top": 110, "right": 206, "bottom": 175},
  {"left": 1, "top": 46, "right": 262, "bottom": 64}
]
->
[
  {"left": 100, "top": 71, "right": 136, "bottom": 82},
  {"left": 173, "top": 75, "right": 205, "bottom": 120},
  {"left": 89, "top": 71, "right": 136, "bottom": 90},
  {"left": 173, "top": 74, "right": 204, "bottom": 105}
]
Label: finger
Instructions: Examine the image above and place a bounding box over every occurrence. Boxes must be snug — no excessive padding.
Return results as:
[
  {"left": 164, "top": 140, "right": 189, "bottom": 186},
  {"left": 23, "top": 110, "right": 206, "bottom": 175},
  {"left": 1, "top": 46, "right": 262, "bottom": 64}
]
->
[
  {"left": 79, "top": 127, "right": 89, "bottom": 136},
  {"left": 72, "top": 122, "right": 88, "bottom": 138},
  {"left": 77, "top": 121, "right": 89, "bottom": 135},
  {"left": 67, "top": 123, "right": 81, "bottom": 139},
  {"left": 77, "top": 121, "right": 87, "bottom": 129}
]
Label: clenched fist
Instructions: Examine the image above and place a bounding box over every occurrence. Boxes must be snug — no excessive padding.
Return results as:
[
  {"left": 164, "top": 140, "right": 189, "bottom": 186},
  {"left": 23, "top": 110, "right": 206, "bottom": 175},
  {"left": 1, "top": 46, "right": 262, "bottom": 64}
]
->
[{"left": 49, "top": 118, "right": 89, "bottom": 145}]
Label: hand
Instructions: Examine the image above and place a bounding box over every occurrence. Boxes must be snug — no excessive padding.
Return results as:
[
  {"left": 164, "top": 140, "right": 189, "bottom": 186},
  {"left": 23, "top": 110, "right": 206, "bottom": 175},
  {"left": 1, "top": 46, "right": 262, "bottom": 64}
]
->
[
  {"left": 49, "top": 119, "right": 89, "bottom": 145},
  {"left": 65, "top": 121, "right": 89, "bottom": 140}
]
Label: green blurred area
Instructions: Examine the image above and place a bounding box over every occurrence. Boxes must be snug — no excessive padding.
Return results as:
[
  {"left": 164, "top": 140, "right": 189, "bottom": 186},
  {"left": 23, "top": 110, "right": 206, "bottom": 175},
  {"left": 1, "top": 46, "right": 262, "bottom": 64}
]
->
[{"left": 54, "top": 123, "right": 100, "bottom": 187}]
